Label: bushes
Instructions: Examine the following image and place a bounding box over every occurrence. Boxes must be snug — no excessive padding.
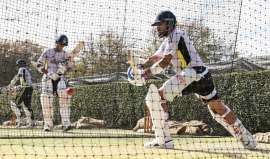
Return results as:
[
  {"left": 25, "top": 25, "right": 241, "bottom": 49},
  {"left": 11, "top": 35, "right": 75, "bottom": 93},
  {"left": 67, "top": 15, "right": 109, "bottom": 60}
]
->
[
  {"left": 0, "top": 70, "right": 269, "bottom": 135},
  {"left": 70, "top": 70, "right": 270, "bottom": 135}
]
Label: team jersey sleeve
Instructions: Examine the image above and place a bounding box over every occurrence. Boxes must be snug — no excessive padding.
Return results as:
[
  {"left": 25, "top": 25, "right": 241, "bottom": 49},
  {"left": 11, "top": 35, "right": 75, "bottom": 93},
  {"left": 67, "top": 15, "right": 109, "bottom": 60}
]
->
[
  {"left": 154, "top": 40, "right": 166, "bottom": 57},
  {"left": 9, "top": 68, "right": 24, "bottom": 86},
  {"left": 163, "top": 37, "right": 178, "bottom": 56},
  {"left": 37, "top": 50, "right": 48, "bottom": 64},
  {"left": 65, "top": 51, "right": 71, "bottom": 61},
  {"left": 17, "top": 68, "right": 24, "bottom": 77}
]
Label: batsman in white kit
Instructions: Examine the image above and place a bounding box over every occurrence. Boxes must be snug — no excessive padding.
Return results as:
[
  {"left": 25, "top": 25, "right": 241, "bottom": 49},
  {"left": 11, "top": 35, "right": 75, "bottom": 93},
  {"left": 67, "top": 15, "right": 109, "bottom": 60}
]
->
[
  {"left": 36, "top": 34, "right": 74, "bottom": 132},
  {"left": 127, "top": 11, "right": 257, "bottom": 149},
  {"left": 8, "top": 59, "right": 34, "bottom": 128}
]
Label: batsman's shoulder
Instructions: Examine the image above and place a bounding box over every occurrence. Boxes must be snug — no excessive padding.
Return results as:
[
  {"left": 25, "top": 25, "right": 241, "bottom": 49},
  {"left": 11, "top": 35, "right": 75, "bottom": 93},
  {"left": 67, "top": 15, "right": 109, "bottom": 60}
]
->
[{"left": 41, "top": 48, "right": 53, "bottom": 57}]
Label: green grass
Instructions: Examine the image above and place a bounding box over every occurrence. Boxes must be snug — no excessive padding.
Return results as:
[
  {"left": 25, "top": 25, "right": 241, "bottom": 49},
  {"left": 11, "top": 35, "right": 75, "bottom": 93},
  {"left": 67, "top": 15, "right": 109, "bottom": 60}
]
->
[{"left": 0, "top": 128, "right": 269, "bottom": 159}]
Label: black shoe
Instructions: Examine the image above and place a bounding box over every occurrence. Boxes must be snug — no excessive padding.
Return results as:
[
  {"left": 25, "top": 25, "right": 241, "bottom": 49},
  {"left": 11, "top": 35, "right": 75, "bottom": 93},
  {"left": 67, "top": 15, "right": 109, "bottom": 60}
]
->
[
  {"left": 20, "top": 124, "right": 34, "bottom": 129},
  {"left": 15, "top": 123, "right": 22, "bottom": 128},
  {"left": 43, "top": 128, "right": 52, "bottom": 132},
  {"left": 62, "top": 126, "right": 72, "bottom": 132}
]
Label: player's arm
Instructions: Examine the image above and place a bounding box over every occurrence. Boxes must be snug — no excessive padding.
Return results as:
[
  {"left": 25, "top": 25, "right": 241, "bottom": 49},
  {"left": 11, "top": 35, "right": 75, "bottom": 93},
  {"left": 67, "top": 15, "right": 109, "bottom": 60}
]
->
[
  {"left": 141, "top": 40, "right": 166, "bottom": 69},
  {"left": 141, "top": 55, "right": 162, "bottom": 69},
  {"left": 144, "top": 39, "right": 175, "bottom": 77},
  {"left": 57, "top": 52, "right": 74, "bottom": 74},
  {"left": 144, "top": 54, "right": 172, "bottom": 77},
  {"left": 66, "top": 41, "right": 85, "bottom": 72},
  {"left": 35, "top": 51, "right": 48, "bottom": 74},
  {"left": 65, "top": 54, "right": 75, "bottom": 72},
  {"left": 127, "top": 40, "right": 173, "bottom": 86},
  {"left": 9, "top": 74, "right": 19, "bottom": 87},
  {"left": 144, "top": 37, "right": 177, "bottom": 77},
  {"left": 9, "top": 67, "right": 26, "bottom": 87},
  {"left": 8, "top": 69, "right": 26, "bottom": 93}
]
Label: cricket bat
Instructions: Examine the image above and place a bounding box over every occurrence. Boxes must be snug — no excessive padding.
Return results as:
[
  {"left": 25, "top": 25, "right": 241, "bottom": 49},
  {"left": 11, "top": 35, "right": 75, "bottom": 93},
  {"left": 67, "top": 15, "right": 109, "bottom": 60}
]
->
[
  {"left": 127, "top": 50, "right": 139, "bottom": 75},
  {"left": 69, "top": 41, "right": 85, "bottom": 63}
]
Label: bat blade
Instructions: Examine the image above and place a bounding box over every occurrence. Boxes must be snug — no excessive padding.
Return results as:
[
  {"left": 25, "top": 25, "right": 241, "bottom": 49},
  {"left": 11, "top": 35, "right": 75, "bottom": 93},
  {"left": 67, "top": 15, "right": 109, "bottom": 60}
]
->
[
  {"left": 66, "top": 41, "right": 85, "bottom": 78},
  {"left": 127, "top": 50, "right": 139, "bottom": 75},
  {"left": 69, "top": 41, "right": 85, "bottom": 66},
  {"left": 127, "top": 50, "right": 146, "bottom": 86},
  {"left": 71, "top": 41, "right": 85, "bottom": 57}
]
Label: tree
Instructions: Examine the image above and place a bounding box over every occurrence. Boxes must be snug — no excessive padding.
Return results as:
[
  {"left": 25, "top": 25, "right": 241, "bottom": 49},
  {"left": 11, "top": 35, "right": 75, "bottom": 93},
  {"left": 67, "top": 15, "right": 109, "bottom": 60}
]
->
[
  {"left": 83, "top": 31, "right": 128, "bottom": 75},
  {"left": 178, "top": 21, "right": 238, "bottom": 63}
]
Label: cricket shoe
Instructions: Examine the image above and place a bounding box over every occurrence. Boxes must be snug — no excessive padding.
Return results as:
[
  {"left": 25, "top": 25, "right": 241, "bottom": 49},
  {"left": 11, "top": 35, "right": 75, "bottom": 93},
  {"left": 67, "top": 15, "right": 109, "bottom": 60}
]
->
[
  {"left": 144, "top": 139, "right": 174, "bottom": 149},
  {"left": 62, "top": 125, "right": 72, "bottom": 132},
  {"left": 238, "top": 129, "right": 257, "bottom": 150},
  {"left": 232, "top": 122, "right": 257, "bottom": 150},
  {"left": 43, "top": 124, "right": 53, "bottom": 132}
]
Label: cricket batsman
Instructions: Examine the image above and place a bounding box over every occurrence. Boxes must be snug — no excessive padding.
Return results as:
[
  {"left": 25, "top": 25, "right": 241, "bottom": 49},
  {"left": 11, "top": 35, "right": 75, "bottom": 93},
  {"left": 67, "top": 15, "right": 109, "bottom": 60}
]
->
[
  {"left": 127, "top": 11, "right": 256, "bottom": 149},
  {"left": 36, "top": 34, "right": 74, "bottom": 132},
  {"left": 8, "top": 59, "right": 34, "bottom": 128}
]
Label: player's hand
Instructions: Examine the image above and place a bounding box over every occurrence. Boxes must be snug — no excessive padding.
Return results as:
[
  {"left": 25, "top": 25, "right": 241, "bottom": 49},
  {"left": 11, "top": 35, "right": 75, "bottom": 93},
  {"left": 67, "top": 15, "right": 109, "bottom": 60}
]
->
[
  {"left": 7, "top": 84, "right": 11, "bottom": 89},
  {"left": 41, "top": 68, "right": 48, "bottom": 74},
  {"left": 7, "top": 84, "right": 15, "bottom": 90},
  {"left": 37, "top": 64, "right": 48, "bottom": 74},
  {"left": 148, "top": 55, "right": 162, "bottom": 62}
]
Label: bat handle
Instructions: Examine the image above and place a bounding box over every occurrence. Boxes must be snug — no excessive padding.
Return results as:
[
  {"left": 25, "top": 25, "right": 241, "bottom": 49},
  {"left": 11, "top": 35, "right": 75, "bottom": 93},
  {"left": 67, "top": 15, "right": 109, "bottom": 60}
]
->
[{"left": 144, "top": 105, "right": 152, "bottom": 133}]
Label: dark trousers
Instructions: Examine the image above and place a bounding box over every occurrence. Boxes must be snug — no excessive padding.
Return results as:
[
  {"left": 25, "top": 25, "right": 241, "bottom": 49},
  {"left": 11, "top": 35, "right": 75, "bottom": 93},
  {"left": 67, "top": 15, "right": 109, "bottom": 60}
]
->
[{"left": 15, "top": 87, "right": 34, "bottom": 120}]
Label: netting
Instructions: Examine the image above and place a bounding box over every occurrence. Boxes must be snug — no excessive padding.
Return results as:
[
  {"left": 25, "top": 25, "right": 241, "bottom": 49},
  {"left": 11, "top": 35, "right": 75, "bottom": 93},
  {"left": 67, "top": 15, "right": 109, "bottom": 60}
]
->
[{"left": 0, "top": 0, "right": 270, "bottom": 158}]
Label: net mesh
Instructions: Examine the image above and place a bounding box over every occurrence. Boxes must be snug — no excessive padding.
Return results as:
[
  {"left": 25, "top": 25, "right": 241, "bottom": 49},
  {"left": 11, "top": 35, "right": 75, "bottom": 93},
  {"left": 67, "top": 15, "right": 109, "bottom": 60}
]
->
[{"left": 0, "top": 0, "right": 269, "bottom": 158}]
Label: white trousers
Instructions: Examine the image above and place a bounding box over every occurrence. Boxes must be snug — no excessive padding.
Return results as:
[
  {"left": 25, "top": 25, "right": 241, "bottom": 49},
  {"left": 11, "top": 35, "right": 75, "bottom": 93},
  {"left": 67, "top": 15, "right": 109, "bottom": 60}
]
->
[{"left": 40, "top": 75, "right": 72, "bottom": 129}]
